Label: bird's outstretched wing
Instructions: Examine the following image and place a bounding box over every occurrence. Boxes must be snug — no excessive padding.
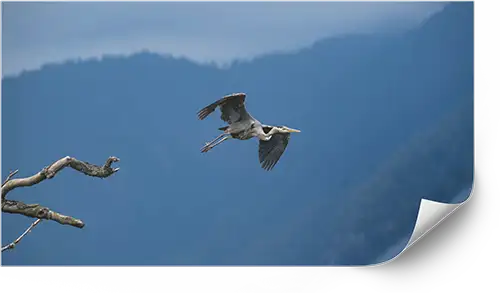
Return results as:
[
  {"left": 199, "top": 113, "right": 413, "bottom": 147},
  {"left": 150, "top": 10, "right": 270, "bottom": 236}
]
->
[
  {"left": 197, "top": 93, "right": 249, "bottom": 124},
  {"left": 258, "top": 126, "right": 291, "bottom": 171}
]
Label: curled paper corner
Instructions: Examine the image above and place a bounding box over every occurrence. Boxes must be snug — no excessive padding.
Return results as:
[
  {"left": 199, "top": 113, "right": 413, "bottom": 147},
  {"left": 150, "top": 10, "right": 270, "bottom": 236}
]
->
[
  {"left": 407, "top": 199, "right": 463, "bottom": 248},
  {"left": 373, "top": 187, "right": 473, "bottom": 266},
  {"left": 404, "top": 185, "right": 474, "bottom": 250}
]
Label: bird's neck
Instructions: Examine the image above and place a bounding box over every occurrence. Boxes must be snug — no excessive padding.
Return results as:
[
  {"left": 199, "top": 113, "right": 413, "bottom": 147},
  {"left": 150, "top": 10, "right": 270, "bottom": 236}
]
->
[{"left": 258, "top": 127, "right": 280, "bottom": 141}]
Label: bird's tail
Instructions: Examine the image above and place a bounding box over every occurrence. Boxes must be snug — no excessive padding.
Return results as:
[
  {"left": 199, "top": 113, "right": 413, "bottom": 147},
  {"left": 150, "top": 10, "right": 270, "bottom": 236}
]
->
[{"left": 218, "top": 126, "right": 229, "bottom": 132}]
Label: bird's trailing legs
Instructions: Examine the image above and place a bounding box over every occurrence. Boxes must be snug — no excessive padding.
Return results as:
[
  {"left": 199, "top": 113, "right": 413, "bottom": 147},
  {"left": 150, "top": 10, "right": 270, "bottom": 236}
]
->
[
  {"left": 206, "top": 133, "right": 225, "bottom": 146},
  {"left": 201, "top": 135, "right": 231, "bottom": 153}
]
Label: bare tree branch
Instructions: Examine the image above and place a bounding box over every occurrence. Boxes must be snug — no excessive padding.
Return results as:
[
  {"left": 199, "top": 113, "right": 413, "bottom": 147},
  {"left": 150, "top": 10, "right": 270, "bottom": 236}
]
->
[
  {"left": 2, "top": 200, "right": 85, "bottom": 228},
  {"left": 1, "top": 219, "right": 42, "bottom": 252},
  {"left": 1, "top": 156, "right": 120, "bottom": 200},
  {"left": 2, "top": 170, "right": 19, "bottom": 187},
  {"left": 1, "top": 155, "right": 119, "bottom": 253}
]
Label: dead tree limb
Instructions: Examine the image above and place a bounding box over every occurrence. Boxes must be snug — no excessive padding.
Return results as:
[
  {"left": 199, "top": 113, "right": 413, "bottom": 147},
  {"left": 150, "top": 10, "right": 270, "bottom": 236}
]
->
[
  {"left": 1, "top": 156, "right": 120, "bottom": 252},
  {"left": 2, "top": 199, "right": 85, "bottom": 228},
  {"left": 2, "top": 156, "right": 120, "bottom": 200},
  {"left": 1, "top": 219, "right": 42, "bottom": 252},
  {"left": 2, "top": 170, "right": 19, "bottom": 187}
]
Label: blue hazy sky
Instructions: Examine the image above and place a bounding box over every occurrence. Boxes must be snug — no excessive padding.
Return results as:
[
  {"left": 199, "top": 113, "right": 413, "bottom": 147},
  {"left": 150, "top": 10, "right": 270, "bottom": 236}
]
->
[{"left": 1, "top": 2, "right": 473, "bottom": 266}]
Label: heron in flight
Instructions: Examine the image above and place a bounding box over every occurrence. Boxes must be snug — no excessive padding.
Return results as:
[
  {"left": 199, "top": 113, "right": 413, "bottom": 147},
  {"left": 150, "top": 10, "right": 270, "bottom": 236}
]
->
[{"left": 197, "top": 93, "right": 301, "bottom": 171}]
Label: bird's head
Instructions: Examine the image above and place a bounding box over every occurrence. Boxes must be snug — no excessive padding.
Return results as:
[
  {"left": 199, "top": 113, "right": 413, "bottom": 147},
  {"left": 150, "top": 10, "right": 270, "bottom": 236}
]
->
[{"left": 278, "top": 126, "right": 301, "bottom": 133}]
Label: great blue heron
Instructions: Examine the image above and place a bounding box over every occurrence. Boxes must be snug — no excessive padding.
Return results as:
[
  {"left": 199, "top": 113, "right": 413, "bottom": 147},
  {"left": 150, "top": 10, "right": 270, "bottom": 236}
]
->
[{"left": 197, "top": 93, "right": 301, "bottom": 171}]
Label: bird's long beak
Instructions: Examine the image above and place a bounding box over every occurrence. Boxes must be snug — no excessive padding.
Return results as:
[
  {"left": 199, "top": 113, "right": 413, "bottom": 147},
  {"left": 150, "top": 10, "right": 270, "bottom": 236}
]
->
[{"left": 287, "top": 128, "right": 301, "bottom": 133}]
